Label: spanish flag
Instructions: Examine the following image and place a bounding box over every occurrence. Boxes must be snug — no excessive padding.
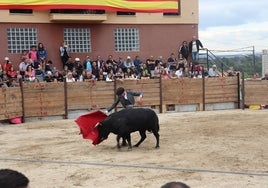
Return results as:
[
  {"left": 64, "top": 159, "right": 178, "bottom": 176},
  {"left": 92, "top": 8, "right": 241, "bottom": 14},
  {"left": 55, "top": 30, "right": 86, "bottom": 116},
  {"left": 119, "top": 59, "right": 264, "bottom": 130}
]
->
[{"left": 0, "top": 0, "right": 179, "bottom": 13}]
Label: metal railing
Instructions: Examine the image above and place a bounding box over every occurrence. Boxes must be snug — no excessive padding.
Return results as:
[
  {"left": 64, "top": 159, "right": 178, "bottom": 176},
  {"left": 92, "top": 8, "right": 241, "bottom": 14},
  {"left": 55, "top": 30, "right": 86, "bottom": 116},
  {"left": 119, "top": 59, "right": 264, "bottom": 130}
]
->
[{"left": 199, "top": 48, "right": 230, "bottom": 77}]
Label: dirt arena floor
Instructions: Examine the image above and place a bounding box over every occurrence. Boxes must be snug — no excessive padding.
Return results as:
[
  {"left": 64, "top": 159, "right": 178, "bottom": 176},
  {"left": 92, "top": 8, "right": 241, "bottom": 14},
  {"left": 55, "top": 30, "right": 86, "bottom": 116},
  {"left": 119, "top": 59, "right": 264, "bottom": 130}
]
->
[{"left": 0, "top": 109, "right": 267, "bottom": 188}]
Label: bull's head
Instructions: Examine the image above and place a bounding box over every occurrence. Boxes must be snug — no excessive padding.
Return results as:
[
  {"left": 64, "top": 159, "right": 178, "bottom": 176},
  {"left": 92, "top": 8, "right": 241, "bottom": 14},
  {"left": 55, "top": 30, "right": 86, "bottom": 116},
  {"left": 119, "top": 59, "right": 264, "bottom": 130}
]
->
[{"left": 93, "top": 122, "right": 109, "bottom": 145}]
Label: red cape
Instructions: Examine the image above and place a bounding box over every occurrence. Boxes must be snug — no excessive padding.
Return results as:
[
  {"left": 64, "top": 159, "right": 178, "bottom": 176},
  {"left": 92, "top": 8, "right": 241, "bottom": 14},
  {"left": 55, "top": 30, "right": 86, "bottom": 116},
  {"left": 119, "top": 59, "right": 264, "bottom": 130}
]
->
[{"left": 75, "top": 110, "right": 107, "bottom": 145}]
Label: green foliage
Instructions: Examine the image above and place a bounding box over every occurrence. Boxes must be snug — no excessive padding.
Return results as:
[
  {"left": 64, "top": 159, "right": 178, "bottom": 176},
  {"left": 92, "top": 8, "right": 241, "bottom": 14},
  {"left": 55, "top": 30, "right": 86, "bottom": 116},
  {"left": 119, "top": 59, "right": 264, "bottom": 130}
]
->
[
  {"left": 199, "top": 54, "right": 262, "bottom": 78},
  {"left": 218, "top": 55, "right": 262, "bottom": 78}
]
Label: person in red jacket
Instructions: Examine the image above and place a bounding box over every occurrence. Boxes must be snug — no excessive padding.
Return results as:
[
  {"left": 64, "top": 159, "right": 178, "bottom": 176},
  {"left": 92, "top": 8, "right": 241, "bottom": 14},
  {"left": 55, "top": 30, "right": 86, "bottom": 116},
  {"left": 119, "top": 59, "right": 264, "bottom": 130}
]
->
[{"left": 1, "top": 57, "right": 12, "bottom": 72}]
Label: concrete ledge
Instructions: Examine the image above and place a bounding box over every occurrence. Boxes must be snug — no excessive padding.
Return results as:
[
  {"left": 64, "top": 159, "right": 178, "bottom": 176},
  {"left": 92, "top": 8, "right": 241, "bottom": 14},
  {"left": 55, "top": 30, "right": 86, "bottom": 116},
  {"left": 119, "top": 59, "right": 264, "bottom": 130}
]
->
[
  {"left": 205, "top": 102, "right": 235, "bottom": 111},
  {"left": 175, "top": 104, "right": 199, "bottom": 112}
]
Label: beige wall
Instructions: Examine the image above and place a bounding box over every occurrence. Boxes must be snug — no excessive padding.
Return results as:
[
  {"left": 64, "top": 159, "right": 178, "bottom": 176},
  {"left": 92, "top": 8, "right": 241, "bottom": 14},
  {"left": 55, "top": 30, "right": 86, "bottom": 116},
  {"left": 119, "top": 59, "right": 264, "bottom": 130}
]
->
[{"left": 0, "top": 0, "right": 198, "bottom": 24}]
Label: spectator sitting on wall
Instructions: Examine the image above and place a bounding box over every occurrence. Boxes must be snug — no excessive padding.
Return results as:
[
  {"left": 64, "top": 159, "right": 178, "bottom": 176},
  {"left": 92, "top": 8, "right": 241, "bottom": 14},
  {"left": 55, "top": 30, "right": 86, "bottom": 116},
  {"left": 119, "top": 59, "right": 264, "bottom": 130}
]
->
[
  {"left": 44, "top": 71, "right": 54, "bottom": 82},
  {"left": 65, "top": 57, "right": 74, "bottom": 72},
  {"left": 124, "top": 56, "right": 134, "bottom": 68},
  {"left": 227, "top": 66, "right": 237, "bottom": 77},
  {"left": 7, "top": 65, "right": 17, "bottom": 79},
  {"left": 170, "top": 69, "right": 178, "bottom": 79},
  {"left": 66, "top": 71, "right": 76, "bottom": 82},
  {"left": 167, "top": 53, "right": 177, "bottom": 72},
  {"left": 208, "top": 64, "right": 219, "bottom": 77},
  {"left": 146, "top": 55, "right": 156, "bottom": 72},
  {"left": 261, "top": 73, "right": 268, "bottom": 80},
  {"left": 161, "top": 67, "right": 171, "bottom": 79},
  {"left": 45, "top": 60, "right": 53, "bottom": 73},
  {"left": 134, "top": 55, "right": 142, "bottom": 74},
  {"left": 1, "top": 57, "right": 12, "bottom": 72}
]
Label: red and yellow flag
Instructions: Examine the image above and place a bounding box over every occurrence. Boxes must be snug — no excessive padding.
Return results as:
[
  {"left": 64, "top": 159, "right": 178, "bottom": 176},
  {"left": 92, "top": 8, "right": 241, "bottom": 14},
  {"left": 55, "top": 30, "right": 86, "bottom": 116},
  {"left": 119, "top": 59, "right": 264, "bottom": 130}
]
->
[{"left": 0, "top": 0, "right": 179, "bottom": 13}]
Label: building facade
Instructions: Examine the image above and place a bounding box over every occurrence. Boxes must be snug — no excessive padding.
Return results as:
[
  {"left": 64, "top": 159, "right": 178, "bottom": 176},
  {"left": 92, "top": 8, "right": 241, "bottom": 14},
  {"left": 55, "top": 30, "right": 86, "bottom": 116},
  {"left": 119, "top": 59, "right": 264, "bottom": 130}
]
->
[
  {"left": 0, "top": 0, "right": 199, "bottom": 69},
  {"left": 262, "top": 50, "right": 268, "bottom": 77}
]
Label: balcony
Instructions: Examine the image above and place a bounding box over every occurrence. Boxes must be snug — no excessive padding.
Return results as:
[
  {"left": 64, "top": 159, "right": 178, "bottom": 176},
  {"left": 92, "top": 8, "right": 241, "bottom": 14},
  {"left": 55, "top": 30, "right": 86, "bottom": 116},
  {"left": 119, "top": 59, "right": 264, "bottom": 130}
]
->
[{"left": 49, "top": 9, "right": 107, "bottom": 23}]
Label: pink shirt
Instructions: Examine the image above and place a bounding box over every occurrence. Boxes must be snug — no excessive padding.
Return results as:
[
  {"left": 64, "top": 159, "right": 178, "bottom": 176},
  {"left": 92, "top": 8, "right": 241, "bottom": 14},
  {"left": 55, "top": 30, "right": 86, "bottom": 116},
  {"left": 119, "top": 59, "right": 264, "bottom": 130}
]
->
[{"left": 28, "top": 50, "right": 38, "bottom": 61}]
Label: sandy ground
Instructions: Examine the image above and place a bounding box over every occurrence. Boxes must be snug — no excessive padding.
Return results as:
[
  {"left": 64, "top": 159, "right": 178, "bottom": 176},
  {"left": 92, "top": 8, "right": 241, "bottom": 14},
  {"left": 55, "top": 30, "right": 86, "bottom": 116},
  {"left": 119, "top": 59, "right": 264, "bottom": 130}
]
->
[{"left": 0, "top": 109, "right": 267, "bottom": 188}]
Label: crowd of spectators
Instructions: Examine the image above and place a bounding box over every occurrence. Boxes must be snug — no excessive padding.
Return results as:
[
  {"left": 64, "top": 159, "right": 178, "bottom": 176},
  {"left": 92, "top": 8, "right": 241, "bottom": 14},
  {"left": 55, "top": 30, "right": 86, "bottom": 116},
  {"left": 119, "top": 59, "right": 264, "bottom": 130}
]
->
[{"left": 0, "top": 40, "right": 241, "bottom": 88}]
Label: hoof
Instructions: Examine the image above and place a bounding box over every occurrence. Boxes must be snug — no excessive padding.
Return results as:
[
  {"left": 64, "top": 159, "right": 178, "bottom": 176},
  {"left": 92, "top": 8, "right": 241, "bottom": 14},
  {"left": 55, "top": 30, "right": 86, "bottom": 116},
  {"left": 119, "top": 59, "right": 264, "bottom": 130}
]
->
[{"left": 121, "top": 142, "right": 128, "bottom": 147}]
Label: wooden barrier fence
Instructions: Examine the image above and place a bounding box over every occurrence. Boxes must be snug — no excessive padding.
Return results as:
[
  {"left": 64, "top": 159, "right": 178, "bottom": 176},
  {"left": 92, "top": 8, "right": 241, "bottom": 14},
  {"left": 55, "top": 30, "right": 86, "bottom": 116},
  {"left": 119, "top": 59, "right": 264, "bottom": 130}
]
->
[
  {"left": 1, "top": 75, "right": 266, "bottom": 122},
  {"left": 243, "top": 80, "right": 268, "bottom": 106}
]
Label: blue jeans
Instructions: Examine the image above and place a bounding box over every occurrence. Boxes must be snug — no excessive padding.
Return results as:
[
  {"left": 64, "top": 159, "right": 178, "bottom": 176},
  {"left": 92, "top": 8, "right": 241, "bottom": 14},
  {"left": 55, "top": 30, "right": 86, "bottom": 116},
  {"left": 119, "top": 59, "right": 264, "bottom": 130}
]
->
[{"left": 192, "top": 51, "right": 199, "bottom": 62}]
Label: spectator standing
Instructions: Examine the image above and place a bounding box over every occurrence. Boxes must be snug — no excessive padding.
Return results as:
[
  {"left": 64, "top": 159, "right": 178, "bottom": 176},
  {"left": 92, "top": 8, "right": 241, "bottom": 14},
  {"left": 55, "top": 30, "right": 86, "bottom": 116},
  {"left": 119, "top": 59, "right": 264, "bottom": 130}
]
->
[
  {"left": 28, "top": 45, "right": 38, "bottom": 64},
  {"left": 37, "top": 42, "right": 47, "bottom": 61},
  {"left": 179, "top": 40, "right": 190, "bottom": 61},
  {"left": 59, "top": 41, "right": 71, "bottom": 68},
  {"left": 189, "top": 36, "right": 203, "bottom": 63}
]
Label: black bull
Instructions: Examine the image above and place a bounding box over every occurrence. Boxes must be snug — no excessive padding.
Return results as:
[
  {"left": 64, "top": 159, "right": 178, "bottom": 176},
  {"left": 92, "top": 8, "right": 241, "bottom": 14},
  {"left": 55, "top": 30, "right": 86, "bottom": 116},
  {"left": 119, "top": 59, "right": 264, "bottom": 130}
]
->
[{"left": 97, "top": 108, "right": 160, "bottom": 149}]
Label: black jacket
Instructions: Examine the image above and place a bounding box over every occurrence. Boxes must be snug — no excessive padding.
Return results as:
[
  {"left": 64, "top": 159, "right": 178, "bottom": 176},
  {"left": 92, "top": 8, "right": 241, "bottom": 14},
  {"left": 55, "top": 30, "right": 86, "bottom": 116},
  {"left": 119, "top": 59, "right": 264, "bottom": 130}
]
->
[
  {"left": 189, "top": 39, "right": 203, "bottom": 53},
  {"left": 107, "top": 91, "right": 143, "bottom": 112}
]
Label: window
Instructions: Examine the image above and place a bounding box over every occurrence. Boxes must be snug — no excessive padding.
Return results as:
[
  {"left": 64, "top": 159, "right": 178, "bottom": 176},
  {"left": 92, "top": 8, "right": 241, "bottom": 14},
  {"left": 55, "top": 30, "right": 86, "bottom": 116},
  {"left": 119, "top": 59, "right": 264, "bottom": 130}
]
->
[
  {"left": 7, "top": 28, "right": 37, "bottom": 54},
  {"left": 114, "top": 28, "right": 140, "bottom": 52},
  {"left": 117, "top": 11, "right": 136, "bottom": 16},
  {"left": 9, "top": 9, "right": 33, "bottom": 14},
  {"left": 63, "top": 28, "right": 91, "bottom": 53},
  {"left": 50, "top": 9, "right": 105, "bottom": 14}
]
